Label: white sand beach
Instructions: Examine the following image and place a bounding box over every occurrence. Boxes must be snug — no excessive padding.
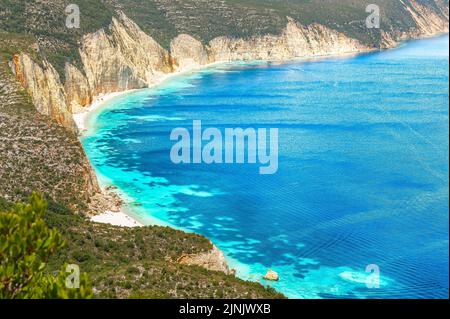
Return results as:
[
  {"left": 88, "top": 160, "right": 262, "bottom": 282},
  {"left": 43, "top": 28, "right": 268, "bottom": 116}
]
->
[
  {"left": 91, "top": 210, "right": 143, "bottom": 228},
  {"left": 73, "top": 91, "right": 135, "bottom": 134}
]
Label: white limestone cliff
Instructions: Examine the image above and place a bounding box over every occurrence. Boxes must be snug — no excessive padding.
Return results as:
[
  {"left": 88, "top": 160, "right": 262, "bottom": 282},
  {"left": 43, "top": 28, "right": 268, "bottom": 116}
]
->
[
  {"left": 10, "top": 4, "right": 449, "bottom": 134},
  {"left": 12, "top": 54, "right": 77, "bottom": 131}
]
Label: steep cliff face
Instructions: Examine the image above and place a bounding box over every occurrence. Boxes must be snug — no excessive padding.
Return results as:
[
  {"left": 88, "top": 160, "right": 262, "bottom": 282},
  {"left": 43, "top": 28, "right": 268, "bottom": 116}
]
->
[
  {"left": 78, "top": 28, "right": 147, "bottom": 97},
  {"left": 381, "top": 0, "right": 449, "bottom": 47},
  {"left": 402, "top": 0, "right": 449, "bottom": 35},
  {"left": 110, "top": 12, "right": 173, "bottom": 84},
  {"left": 64, "top": 63, "right": 92, "bottom": 114},
  {"left": 170, "top": 34, "right": 210, "bottom": 71},
  {"left": 11, "top": 5, "right": 449, "bottom": 132},
  {"left": 170, "top": 19, "right": 368, "bottom": 70},
  {"left": 11, "top": 12, "right": 174, "bottom": 131},
  {"left": 207, "top": 19, "right": 368, "bottom": 63},
  {"left": 78, "top": 12, "right": 172, "bottom": 99},
  {"left": 12, "top": 54, "right": 77, "bottom": 131}
]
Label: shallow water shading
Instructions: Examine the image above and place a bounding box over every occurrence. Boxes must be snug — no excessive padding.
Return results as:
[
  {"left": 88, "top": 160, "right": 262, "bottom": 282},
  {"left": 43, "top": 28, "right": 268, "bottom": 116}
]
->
[{"left": 82, "top": 36, "right": 449, "bottom": 299}]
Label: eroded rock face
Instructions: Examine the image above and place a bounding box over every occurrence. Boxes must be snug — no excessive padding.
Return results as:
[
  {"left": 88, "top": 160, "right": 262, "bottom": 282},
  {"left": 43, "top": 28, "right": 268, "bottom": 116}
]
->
[
  {"left": 208, "top": 18, "right": 368, "bottom": 62},
  {"left": 65, "top": 63, "right": 92, "bottom": 114},
  {"left": 177, "top": 243, "right": 231, "bottom": 275},
  {"left": 12, "top": 53, "right": 76, "bottom": 131},
  {"left": 171, "top": 34, "right": 210, "bottom": 71},
  {"left": 283, "top": 20, "right": 367, "bottom": 57},
  {"left": 79, "top": 28, "right": 146, "bottom": 97},
  {"left": 79, "top": 11, "right": 172, "bottom": 98},
  {"left": 110, "top": 11, "right": 173, "bottom": 84},
  {"left": 381, "top": 0, "right": 449, "bottom": 47},
  {"left": 403, "top": 0, "right": 449, "bottom": 35}
]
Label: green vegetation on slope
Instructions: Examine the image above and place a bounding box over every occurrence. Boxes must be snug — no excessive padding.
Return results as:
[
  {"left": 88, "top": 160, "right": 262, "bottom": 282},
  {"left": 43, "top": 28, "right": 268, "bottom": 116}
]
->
[
  {"left": 0, "top": 195, "right": 284, "bottom": 299},
  {"left": 0, "top": 55, "right": 96, "bottom": 211},
  {"left": 0, "top": 194, "right": 92, "bottom": 299},
  {"left": 46, "top": 204, "right": 284, "bottom": 299}
]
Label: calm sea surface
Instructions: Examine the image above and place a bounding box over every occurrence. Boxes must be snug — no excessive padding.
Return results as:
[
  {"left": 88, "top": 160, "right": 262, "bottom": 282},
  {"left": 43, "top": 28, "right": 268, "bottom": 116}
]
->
[{"left": 82, "top": 35, "right": 449, "bottom": 298}]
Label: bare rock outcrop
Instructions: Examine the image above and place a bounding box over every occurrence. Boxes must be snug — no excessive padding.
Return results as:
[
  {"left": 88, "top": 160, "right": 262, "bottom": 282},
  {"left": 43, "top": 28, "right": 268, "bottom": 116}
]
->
[
  {"left": 177, "top": 243, "right": 231, "bottom": 275},
  {"left": 170, "top": 34, "right": 210, "bottom": 71},
  {"left": 78, "top": 28, "right": 145, "bottom": 98},
  {"left": 263, "top": 269, "right": 279, "bottom": 281},
  {"left": 12, "top": 54, "right": 77, "bottom": 131},
  {"left": 381, "top": 0, "right": 449, "bottom": 48},
  {"left": 208, "top": 18, "right": 368, "bottom": 62},
  {"left": 110, "top": 11, "right": 173, "bottom": 84},
  {"left": 402, "top": 0, "right": 449, "bottom": 36},
  {"left": 64, "top": 63, "right": 92, "bottom": 114},
  {"left": 79, "top": 11, "right": 172, "bottom": 99},
  {"left": 87, "top": 187, "right": 124, "bottom": 216}
]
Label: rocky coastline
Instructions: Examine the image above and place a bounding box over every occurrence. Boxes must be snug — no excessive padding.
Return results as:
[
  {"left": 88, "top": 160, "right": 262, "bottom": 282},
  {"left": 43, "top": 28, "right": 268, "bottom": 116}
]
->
[
  {"left": 11, "top": 1, "right": 449, "bottom": 134},
  {"left": 7, "top": 2, "right": 449, "bottom": 277}
]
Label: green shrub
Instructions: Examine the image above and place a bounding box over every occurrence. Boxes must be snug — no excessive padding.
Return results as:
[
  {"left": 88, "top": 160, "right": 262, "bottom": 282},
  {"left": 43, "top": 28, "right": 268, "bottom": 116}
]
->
[{"left": 0, "top": 193, "right": 92, "bottom": 299}]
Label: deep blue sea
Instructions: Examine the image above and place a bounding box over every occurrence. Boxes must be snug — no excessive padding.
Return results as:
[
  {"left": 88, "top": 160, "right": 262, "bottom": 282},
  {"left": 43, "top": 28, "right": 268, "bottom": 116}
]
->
[{"left": 82, "top": 35, "right": 449, "bottom": 299}]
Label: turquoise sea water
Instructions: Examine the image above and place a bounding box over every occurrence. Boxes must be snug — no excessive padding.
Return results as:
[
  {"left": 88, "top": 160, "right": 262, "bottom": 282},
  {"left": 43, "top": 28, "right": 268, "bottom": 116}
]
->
[{"left": 82, "top": 35, "right": 449, "bottom": 299}]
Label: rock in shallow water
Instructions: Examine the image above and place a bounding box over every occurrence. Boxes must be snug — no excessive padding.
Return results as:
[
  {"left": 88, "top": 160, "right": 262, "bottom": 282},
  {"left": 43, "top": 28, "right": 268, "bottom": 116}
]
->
[{"left": 263, "top": 269, "right": 279, "bottom": 281}]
